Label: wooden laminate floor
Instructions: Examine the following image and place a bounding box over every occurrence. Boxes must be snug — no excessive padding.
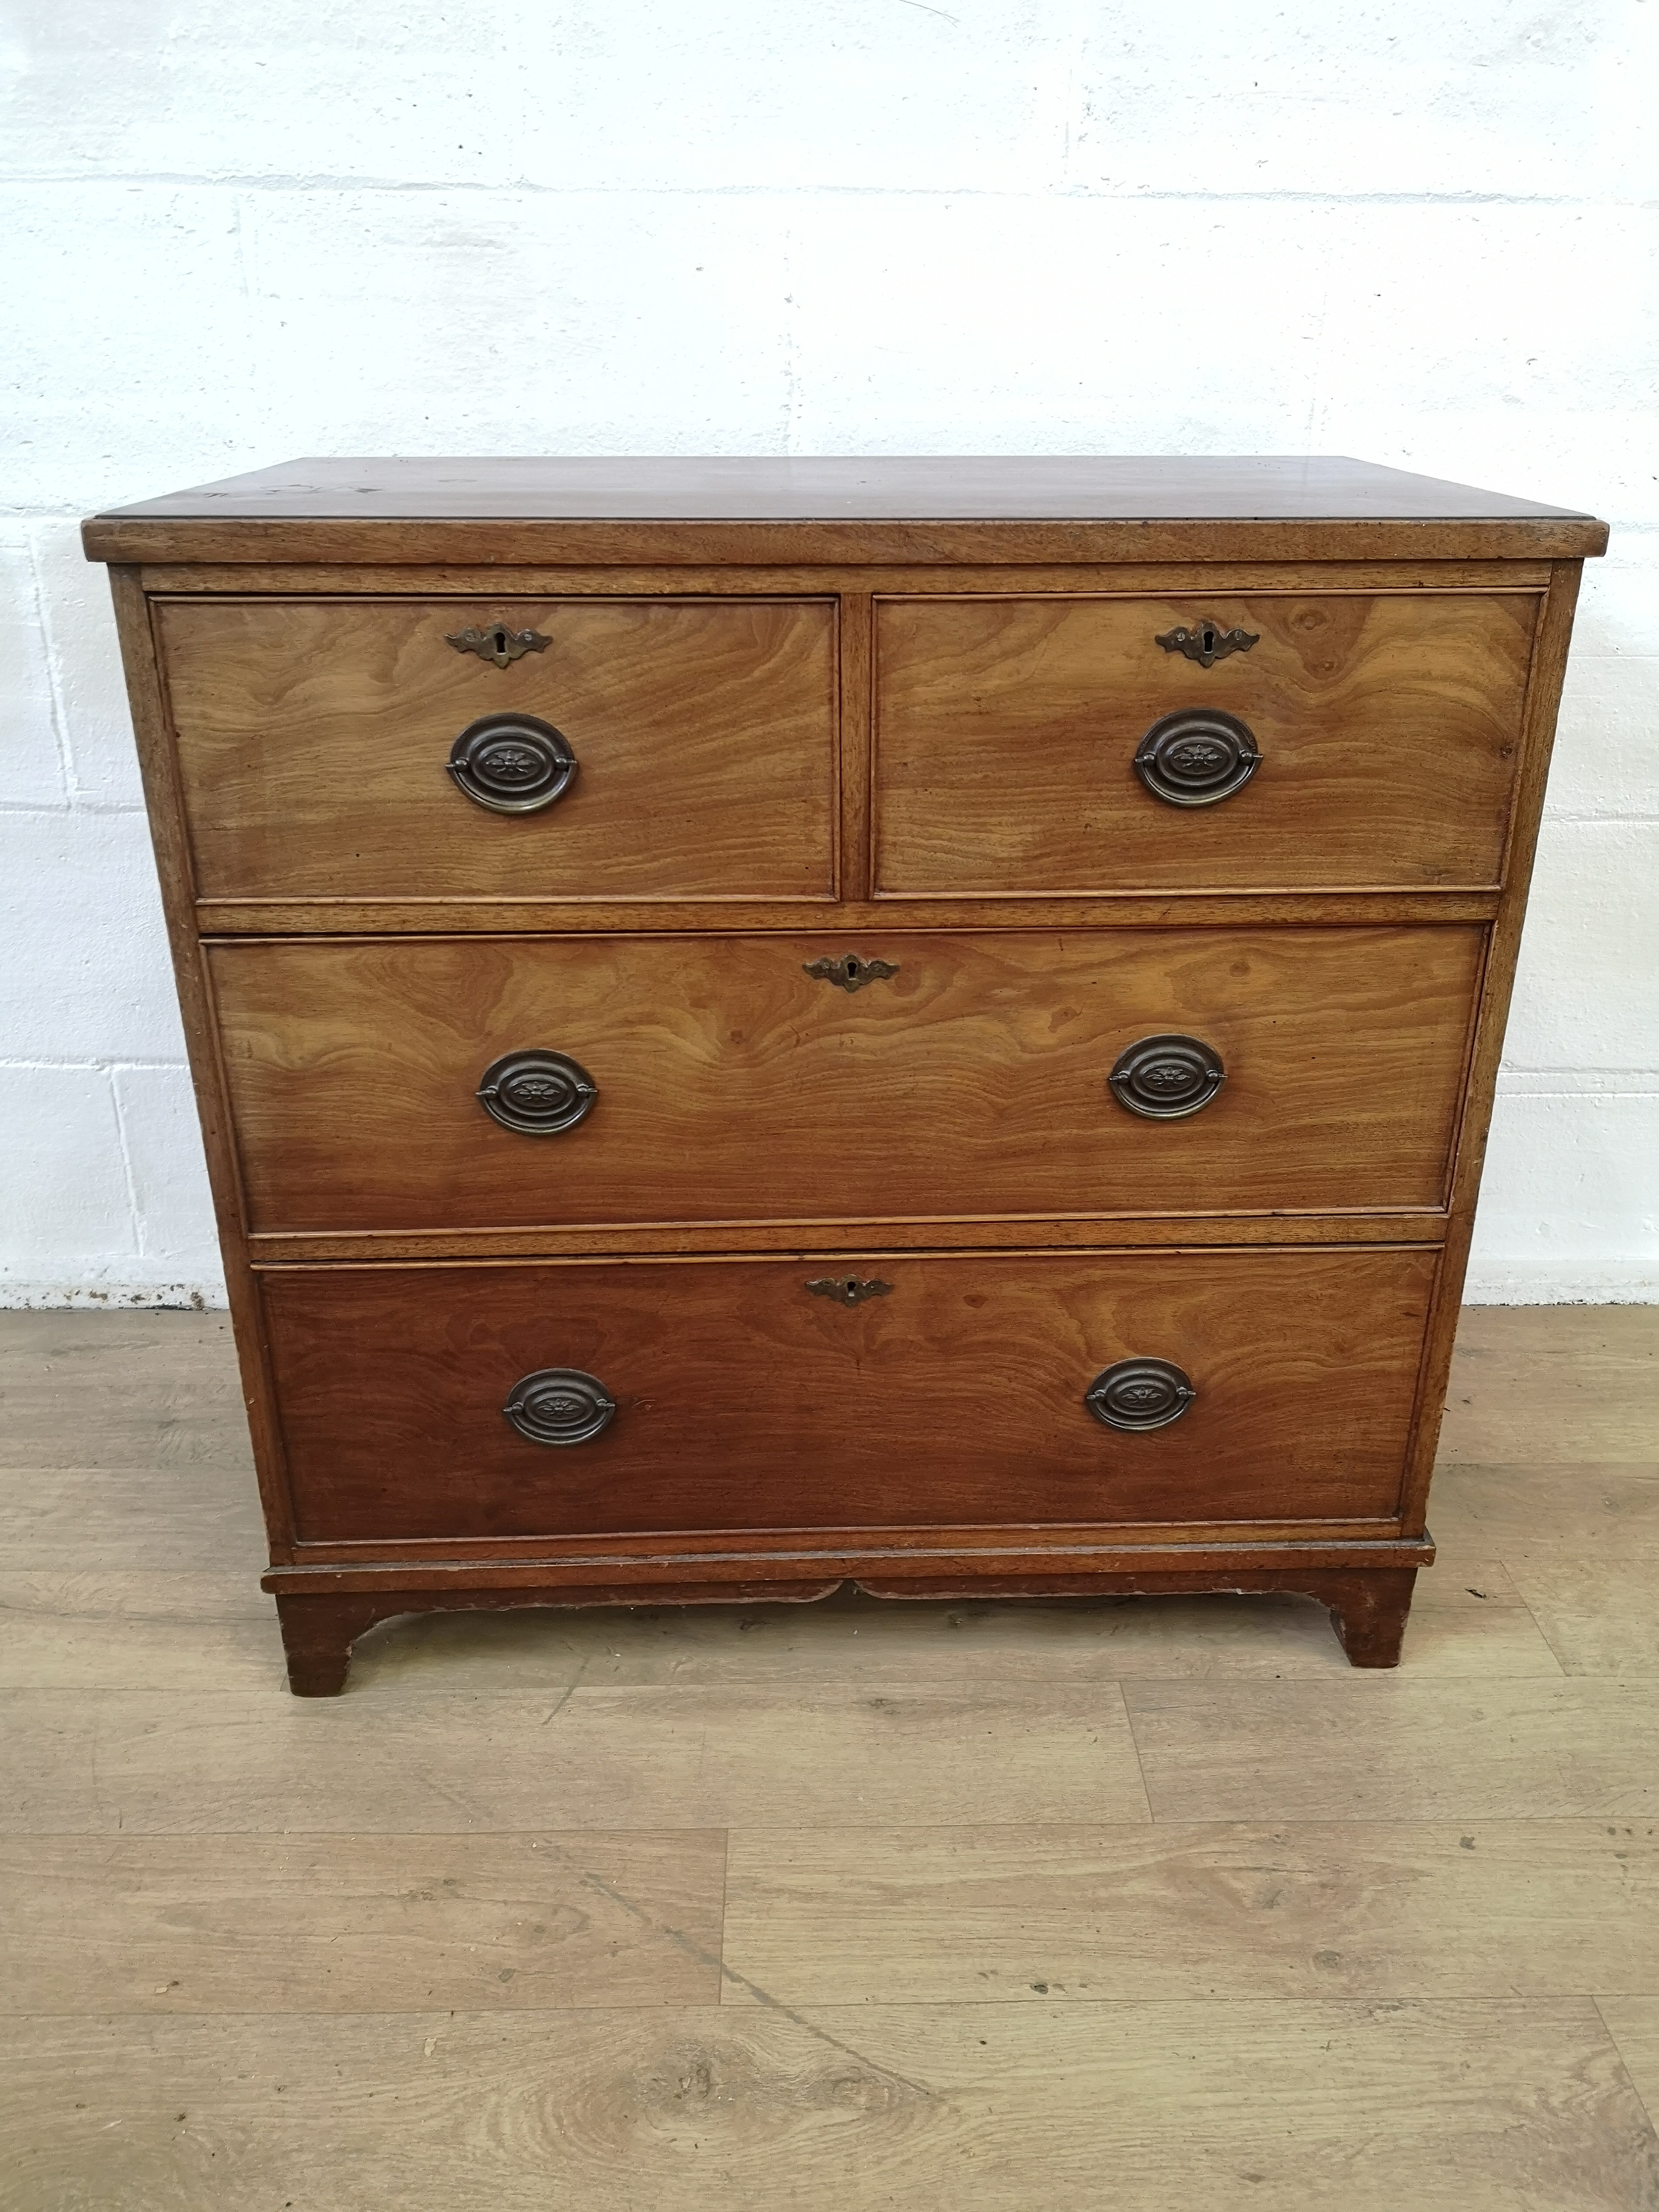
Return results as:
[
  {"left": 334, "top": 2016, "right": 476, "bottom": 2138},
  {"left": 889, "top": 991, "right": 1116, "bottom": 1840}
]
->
[{"left": 2, "top": 1304, "right": 1658, "bottom": 2210}]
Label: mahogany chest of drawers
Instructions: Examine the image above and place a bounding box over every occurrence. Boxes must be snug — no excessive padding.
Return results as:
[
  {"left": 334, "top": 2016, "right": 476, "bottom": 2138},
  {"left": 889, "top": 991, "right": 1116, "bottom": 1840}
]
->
[{"left": 84, "top": 457, "right": 1607, "bottom": 1692}]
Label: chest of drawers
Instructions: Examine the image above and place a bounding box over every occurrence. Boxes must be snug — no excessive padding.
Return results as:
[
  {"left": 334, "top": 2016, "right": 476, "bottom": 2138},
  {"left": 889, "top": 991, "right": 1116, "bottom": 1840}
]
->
[{"left": 84, "top": 457, "right": 1607, "bottom": 1692}]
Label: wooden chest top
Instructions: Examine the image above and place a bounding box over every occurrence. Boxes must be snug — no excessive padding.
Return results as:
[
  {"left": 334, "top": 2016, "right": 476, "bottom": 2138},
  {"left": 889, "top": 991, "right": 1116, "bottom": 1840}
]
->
[{"left": 84, "top": 454, "right": 1607, "bottom": 567}]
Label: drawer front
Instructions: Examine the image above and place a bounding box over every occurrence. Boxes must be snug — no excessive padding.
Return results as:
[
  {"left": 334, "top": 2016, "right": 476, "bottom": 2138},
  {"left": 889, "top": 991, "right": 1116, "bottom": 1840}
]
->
[
  {"left": 263, "top": 1247, "right": 1436, "bottom": 1543},
  {"left": 213, "top": 926, "right": 1483, "bottom": 1232},
  {"left": 874, "top": 593, "right": 1536, "bottom": 893},
  {"left": 158, "top": 597, "right": 838, "bottom": 900}
]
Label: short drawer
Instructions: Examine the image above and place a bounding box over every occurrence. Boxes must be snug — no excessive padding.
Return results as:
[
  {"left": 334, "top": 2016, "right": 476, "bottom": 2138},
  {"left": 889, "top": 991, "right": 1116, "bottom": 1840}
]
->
[
  {"left": 158, "top": 597, "right": 838, "bottom": 900},
  {"left": 874, "top": 592, "right": 1536, "bottom": 893},
  {"left": 263, "top": 1246, "right": 1436, "bottom": 1543},
  {"left": 212, "top": 926, "right": 1484, "bottom": 1232}
]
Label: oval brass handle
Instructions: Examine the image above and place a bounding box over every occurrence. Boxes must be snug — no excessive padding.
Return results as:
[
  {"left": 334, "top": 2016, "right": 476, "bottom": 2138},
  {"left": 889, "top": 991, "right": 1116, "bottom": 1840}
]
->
[
  {"left": 1085, "top": 1358, "right": 1196, "bottom": 1432},
  {"left": 1108, "top": 1034, "right": 1225, "bottom": 1121},
  {"left": 448, "top": 712, "right": 577, "bottom": 813},
  {"left": 1134, "top": 708, "right": 1260, "bottom": 806},
  {"left": 477, "top": 1050, "right": 597, "bottom": 1135},
  {"left": 504, "top": 1367, "right": 616, "bottom": 1446}
]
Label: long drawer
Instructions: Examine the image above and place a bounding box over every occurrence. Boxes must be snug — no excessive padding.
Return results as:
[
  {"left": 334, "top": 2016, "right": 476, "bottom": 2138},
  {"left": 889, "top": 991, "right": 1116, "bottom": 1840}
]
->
[
  {"left": 261, "top": 1247, "right": 1438, "bottom": 1543},
  {"left": 211, "top": 926, "right": 1484, "bottom": 1232},
  {"left": 158, "top": 597, "right": 839, "bottom": 900},
  {"left": 874, "top": 592, "right": 1536, "bottom": 893}
]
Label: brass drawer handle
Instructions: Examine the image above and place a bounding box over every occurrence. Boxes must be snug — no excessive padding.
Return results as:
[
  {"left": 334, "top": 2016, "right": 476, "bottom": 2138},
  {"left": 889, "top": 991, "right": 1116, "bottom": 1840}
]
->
[
  {"left": 1155, "top": 619, "right": 1258, "bottom": 669},
  {"left": 804, "top": 954, "right": 898, "bottom": 993},
  {"left": 1134, "top": 708, "right": 1261, "bottom": 807},
  {"left": 1086, "top": 1358, "right": 1196, "bottom": 1432},
  {"left": 808, "top": 1276, "right": 893, "bottom": 1307},
  {"left": 446, "top": 622, "right": 551, "bottom": 669},
  {"left": 477, "top": 1050, "right": 598, "bottom": 1135},
  {"left": 1109, "top": 1034, "right": 1225, "bottom": 1120},
  {"left": 448, "top": 712, "right": 577, "bottom": 813},
  {"left": 504, "top": 1367, "right": 616, "bottom": 1446}
]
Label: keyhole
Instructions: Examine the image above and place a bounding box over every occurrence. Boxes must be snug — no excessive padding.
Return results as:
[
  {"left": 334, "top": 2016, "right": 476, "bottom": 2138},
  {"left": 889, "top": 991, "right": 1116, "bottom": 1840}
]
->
[
  {"left": 1200, "top": 624, "right": 1216, "bottom": 654},
  {"left": 492, "top": 627, "right": 509, "bottom": 656},
  {"left": 845, "top": 957, "right": 861, "bottom": 979}
]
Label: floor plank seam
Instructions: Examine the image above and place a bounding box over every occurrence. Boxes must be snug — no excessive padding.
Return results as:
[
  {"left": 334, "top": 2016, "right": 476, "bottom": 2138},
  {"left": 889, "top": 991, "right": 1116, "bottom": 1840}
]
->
[
  {"left": 1491, "top": 1550, "right": 1580, "bottom": 1675},
  {"left": 1590, "top": 1999, "right": 1659, "bottom": 2148},
  {"left": 533, "top": 1838, "right": 939, "bottom": 2096}
]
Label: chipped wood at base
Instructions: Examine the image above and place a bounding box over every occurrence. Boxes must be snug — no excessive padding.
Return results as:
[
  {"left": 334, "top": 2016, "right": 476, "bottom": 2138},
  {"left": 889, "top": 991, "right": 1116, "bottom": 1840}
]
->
[
  {"left": 266, "top": 1566, "right": 1424, "bottom": 1698},
  {"left": 336, "top": 1550, "right": 1557, "bottom": 1692}
]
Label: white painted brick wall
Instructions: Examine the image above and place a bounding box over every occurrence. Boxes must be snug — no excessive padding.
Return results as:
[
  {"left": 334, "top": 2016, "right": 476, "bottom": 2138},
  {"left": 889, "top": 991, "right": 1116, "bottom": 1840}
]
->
[{"left": 3, "top": 0, "right": 1655, "bottom": 1304}]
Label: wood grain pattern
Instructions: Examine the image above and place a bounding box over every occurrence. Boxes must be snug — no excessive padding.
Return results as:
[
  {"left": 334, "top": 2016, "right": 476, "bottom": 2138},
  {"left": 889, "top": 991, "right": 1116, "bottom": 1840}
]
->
[
  {"left": 837, "top": 592, "right": 871, "bottom": 900},
  {"left": 0, "top": 1572, "right": 278, "bottom": 1688},
  {"left": 0, "top": 1467, "right": 263, "bottom": 1570},
  {"left": 1396, "top": 560, "right": 1589, "bottom": 1528},
  {"left": 0, "top": 1831, "right": 725, "bottom": 2014},
  {"left": 1430, "top": 1464, "right": 1659, "bottom": 1553},
  {"left": 1598, "top": 2000, "right": 1659, "bottom": 2131},
  {"left": 158, "top": 597, "right": 838, "bottom": 901},
  {"left": 720, "top": 1821, "right": 1659, "bottom": 2005},
  {"left": 0, "top": 1371, "right": 246, "bottom": 1470},
  {"left": 1500, "top": 1552, "right": 1659, "bottom": 1676},
  {"left": 210, "top": 927, "right": 1484, "bottom": 1232},
  {"left": 874, "top": 592, "right": 1537, "bottom": 892},
  {"left": 1435, "top": 1298, "right": 1659, "bottom": 1467},
  {"left": 0, "top": 1684, "right": 1151, "bottom": 1833},
  {"left": 138, "top": 557, "right": 1560, "bottom": 597},
  {"left": 5, "top": 2003, "right": 1652, "bottom": 2211},
  {"left": 256, "top": 1248, "right": 1438, "bottom": 1544},
  {"left": 1125, "top": 1677, "right": 1659, "bottom": 1821},
  {"left": 97, "top": 510, "right": 1607, "bottom": 562},
  {"left": 248, "top": 1212, "right": 1450, "bottom": 1265},
  {"left": 195, "top": 889, "right": 1504, "bottom": 934},
  {"left": 96, "top": 454, "right": 1607, "bottom": 525},
  {"left": 84, "top": 452, "right": 1612, "bottom": 566},
  {"left": 105, "top": 572, "right": 298, "bottom": 1555}
]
